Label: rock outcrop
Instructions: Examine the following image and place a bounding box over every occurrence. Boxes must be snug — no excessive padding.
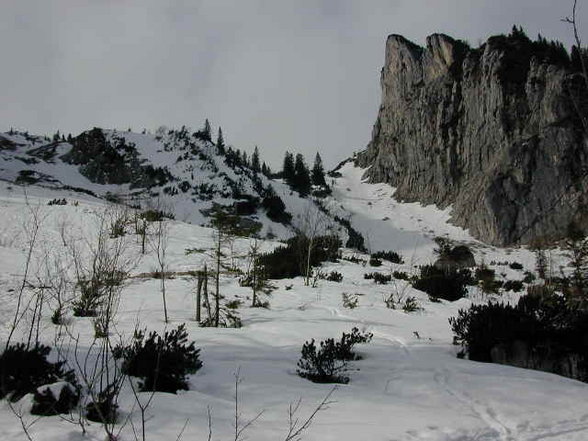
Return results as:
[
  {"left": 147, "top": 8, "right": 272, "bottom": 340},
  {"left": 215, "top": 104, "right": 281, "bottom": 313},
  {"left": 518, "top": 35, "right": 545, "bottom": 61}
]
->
[
  {"left": 357, "top": 31, "right": 588, "bottom": 245},
  {"left": 62, "top": 128, "right": 172, "bottom": 188}
]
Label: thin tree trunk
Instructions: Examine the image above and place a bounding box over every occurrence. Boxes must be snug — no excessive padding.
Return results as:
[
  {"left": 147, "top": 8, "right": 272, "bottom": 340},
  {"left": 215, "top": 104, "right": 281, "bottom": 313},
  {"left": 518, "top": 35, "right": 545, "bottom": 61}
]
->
[
  {"left": 196, "top": 271, "right": 203, "bottom": 322},
  {"left": 203, "top": 264, "right": 211, "bottom": 320},
  {"left": 161, "top": 273, "right": 168, "bottom": 323},
  {"left": 252, "top": 259, "right": 257, "bottom": 307},
  {"left": 215, "top": 240, "right": 221, "bottom": 327}
]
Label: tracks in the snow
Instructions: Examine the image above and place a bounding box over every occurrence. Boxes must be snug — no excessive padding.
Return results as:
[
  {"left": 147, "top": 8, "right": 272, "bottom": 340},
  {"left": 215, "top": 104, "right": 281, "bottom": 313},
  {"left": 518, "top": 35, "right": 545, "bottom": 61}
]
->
[{"left": 434, "top": 368, "right": 515, "bottom": 441}]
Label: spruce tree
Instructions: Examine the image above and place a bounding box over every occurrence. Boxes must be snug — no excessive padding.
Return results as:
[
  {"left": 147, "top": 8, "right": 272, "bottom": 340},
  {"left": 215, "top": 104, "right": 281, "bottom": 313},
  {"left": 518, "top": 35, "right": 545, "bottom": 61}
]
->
[
  {"left": 251, "top": 146, "right": 261, "bottom": 173},
  {"left": 282, "top": 151, "right": 295, "bottom": 185},
  {"left": 293, "top": 153, "right": 311, "bottom": 196},
  {"left": 203, "top": 119, "right": 212, "bottom": 142},
  {"left": 311, "top": 152, "right": 327, "bottom": 187},
  {"left": 216, "top": 127, "right": 225, "bottom": 155},
  {"left": 261, "top": 162, "right": 271, "bottom": 177}
]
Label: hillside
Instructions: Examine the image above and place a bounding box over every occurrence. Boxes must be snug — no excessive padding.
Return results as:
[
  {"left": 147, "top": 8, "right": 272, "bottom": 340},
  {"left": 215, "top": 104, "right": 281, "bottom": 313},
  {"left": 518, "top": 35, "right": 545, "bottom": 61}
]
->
[
  {"left": 1, "top": 160, "right": 587, "bottom": 441},
  {"left": 0, "top": 127, "right": 319, "bottom": 239}
]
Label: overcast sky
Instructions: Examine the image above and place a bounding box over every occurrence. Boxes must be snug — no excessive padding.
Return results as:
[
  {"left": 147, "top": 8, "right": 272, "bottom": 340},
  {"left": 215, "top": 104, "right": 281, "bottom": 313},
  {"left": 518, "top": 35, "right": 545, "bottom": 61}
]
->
[{"left": 1, "top": 1, "right": 585, "bottom": 168}]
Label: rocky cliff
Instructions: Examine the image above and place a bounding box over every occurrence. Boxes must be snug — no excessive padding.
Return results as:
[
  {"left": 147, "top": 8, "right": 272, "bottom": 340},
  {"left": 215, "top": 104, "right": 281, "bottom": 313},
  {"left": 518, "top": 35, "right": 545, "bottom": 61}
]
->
[{"left": 357, "top": 30, "right": 588, "bottom": 246}]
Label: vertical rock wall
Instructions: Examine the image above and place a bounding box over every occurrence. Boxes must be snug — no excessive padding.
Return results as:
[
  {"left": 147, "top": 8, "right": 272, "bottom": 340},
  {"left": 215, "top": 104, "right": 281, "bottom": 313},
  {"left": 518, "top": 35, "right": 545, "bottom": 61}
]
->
[{"left": 357, "top": 33, "right": 588, "bottom": 245}]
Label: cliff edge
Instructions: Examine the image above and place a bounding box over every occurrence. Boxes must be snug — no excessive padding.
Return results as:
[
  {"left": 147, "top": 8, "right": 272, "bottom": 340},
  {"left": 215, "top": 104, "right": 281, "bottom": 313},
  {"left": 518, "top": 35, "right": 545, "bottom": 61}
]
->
[{"left": 357, "top": 30, "right": 588, "bottom": 245}]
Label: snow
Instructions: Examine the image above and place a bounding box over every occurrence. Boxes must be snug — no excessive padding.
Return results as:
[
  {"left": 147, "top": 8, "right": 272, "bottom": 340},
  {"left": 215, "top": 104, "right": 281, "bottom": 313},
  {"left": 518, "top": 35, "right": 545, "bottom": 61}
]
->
[{"left": 0, "top": 158, "right": 585, "bottom": 441}]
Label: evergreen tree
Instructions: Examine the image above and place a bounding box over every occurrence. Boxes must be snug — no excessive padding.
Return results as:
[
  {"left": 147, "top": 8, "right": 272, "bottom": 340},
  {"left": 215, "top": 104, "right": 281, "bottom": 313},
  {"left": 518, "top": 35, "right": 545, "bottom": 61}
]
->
[
  {"left": 293, "top": 153, "right": 312, "bottom": 196},
  {"left": 282, "top": 151, "right": 295, "bottom": 185},
  {"left": 241, "top": 151, "right": 248, "bottom": 168},
  {"left": 262, "top": 185, "right": 291, "bottom": 223},
  {"left": 571, "top": 45, "right": 588, "bottom": 73},
  {"left": 216, "top": 127, "right": 225, "bottom": 155},
  {"left": 225, "top": 147, "right": 235, "bottom": 167},
  {"left": 203, "top": 119, "right": 212, "bottom": 142},
  {"left": 311, "top": 152, "right": 327, "bottom": 187},
  {"left": 251, "top": 146, "right": 261, "bottom": 173},
  {"left": 510, "top": 25, "right": 528, "bottom": 41},
  {"left": 261, "top": 162, "right": 270, "bottom": 177}
]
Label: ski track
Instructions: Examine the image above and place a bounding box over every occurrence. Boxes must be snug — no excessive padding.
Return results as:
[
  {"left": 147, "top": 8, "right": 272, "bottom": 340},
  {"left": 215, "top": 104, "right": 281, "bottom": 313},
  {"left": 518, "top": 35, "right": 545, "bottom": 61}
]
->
[{"left": 434, "top": 368, "right": 516, "bottom": 441}]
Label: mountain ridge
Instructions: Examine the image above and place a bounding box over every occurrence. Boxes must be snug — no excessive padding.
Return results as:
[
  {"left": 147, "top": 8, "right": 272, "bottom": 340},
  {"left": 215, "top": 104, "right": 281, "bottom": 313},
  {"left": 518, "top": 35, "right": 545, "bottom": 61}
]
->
[{"left": 0, "top": 126, "right": 305, "bottom": 239}]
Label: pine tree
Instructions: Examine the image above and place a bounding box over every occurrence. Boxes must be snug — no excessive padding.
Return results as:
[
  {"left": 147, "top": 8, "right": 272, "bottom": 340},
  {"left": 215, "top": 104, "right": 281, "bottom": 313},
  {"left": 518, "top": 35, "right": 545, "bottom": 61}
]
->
[
  {"left": 261, "top": 162, "right": 270, "bottom": 177},
  {"left": 203, "top": 119, "right": 212, "bottom": 142},
  {"left": 241, "top": 151, "right": 248, "bottom": 168},
  {"left": 311, "top": 152, "right": 327, "bottom": 187},
  {"left": 216, "top": 127, "right": 225, "bottom": 155},
  {"left": 282, "top": 151, "right": 295, "bottom": 185},
  {"left": 293, "top": 153, "right": 312, "bottom": 197},
  {"left": 251, "top": 146, "right": 261, "bottom": 173}
]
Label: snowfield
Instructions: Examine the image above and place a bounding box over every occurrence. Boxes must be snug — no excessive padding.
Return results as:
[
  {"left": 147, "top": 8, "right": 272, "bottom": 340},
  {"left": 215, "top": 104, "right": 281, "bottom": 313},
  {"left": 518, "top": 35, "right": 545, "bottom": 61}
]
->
[{"left": 0, "top": 163, "right": 586, "bottom": 441}]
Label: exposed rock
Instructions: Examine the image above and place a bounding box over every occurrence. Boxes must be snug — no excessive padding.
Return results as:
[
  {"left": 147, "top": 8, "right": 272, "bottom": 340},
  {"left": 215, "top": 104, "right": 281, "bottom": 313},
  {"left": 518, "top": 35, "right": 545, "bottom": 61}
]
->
[
  {"left": 357, "top": 31, "right": 588, "bottom": 245},
  {"left": 61, "top": 128, "right": 172, "bottom": 188},
  {"left": 0, "top": 135, "right": 17, "bottom": 151}
]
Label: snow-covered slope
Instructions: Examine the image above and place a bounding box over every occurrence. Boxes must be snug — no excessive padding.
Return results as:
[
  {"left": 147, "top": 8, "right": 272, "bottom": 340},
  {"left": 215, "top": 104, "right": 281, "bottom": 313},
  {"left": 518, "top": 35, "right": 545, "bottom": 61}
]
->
[
  {"left": 0, "top": 158, "right": 585, "bottom": 441},
  {"left": 0, "top": 128, "right": 321, "bottom": 239}
]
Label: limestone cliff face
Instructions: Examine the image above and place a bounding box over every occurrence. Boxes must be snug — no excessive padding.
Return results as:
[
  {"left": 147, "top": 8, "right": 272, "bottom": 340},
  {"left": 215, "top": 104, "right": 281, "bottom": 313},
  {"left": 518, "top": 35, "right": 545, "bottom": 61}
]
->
[{"left": 357, "top": 33, "right": 588, "bottom": 246}]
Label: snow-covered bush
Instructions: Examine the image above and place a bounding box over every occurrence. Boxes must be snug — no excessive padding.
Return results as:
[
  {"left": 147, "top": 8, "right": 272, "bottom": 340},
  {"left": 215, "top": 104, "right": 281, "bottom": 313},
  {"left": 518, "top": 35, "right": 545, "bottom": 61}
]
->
[
  {"left": 0, "top": 343, "right": 76, "bottom": 401},
  {"left": 369, "top": 257, "right": 382, "bottom": 267},
  {"left": 261, "top": 189, "right": 292, "bottom": 224},
  {"left": 140, "top": 208, "right": 175, "bottom": 222},
  {"left": 296, "top": 338, "right": 350, "bottom": 384},
  {"left": 371, "top": 250, "right": 404, "bottom": 264},
  {"left": 336, "top": 328, "right": 373, "bottom": 360},
  {"left": 502, "top": 279, "right": 524, "bottom": 292},
  {"left": 509, "top": 261, "right": 524, "bottom": 270},
  {"left": 475, "top": 266, "right": 500, "bottom": 293},
  {"left": 364, "top": 272, "right": 392, "bottom": 284},
  {"left": 341, "top": 292, "right": 359, "bottom": 309},
  {"left": 384, "top": 293, "right": 422, "bottom": 313},
  {"left": 326, "top": 271, "right": 343, "bottom": 282},
  {"left": 392, "top": 270, "right": 410, "bottom": 280},
  {"left": 115, "top": 324, "right": 202, "bottom": 393},
  {"left": 296, "top": 328, "right": 372, "bottom": 384},
  {"left": 412, "top": 265, "right": 471, "bottom": 301},
  {"left": 31, "top": 382, "right": 79, "bottom": 416},
  {"left": 85, "top": 382, "right": 119, "bottom": 423},
  {"left": 450, "top": 293, "right": 588, "bottom": 381},
  {"left": 259, "top": 234, "right": 341, "bottom": 279}
]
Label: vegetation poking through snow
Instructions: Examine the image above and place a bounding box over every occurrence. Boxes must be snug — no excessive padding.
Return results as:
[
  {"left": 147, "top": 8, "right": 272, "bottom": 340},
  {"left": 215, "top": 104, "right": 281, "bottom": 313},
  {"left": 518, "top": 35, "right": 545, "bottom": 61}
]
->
[
  {"left": 371, "top": 250, "right": 404, "bottom": 264},
  {"left": 412, "top": 265, "right": 471, "bottom": 301},
  {"left": 297, "top": 328, "right": 373, "bottom": 384},
  {"left": 0, "top": 344, "right": 77, "bottom": 402},
  {"left": 114, "top": 324, "right": 202, "bottom": 393},
  {"left": 258, "top": 234, "right": 341, "bottom": 279}
]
